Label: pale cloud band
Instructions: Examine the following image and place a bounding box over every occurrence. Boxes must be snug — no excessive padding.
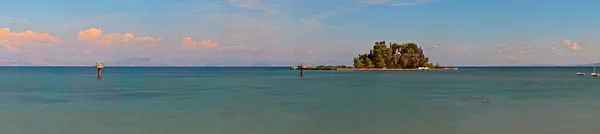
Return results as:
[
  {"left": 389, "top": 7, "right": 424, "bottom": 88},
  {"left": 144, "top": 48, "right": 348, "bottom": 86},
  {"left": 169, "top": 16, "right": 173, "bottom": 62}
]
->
[
  {"left": 0, "top": 28, "right": 61, "bottom": 51},
  {"left": 429, "top": 40, "right": 591, "bottom": 64},
  {"left": 182, "top": 37, "right": 220, "bottom": 49},
  {"left": 561, "top": 40, "right": 583, "bottom": 52},
  {"left": 182, "top": 37, "right": 248, "bottom": 51},
  {"left": 1, "top": 26, "right": 595, "bottom": 66},
  {"left": 76, "top": 28, "right": 161, "bottom": 46}
]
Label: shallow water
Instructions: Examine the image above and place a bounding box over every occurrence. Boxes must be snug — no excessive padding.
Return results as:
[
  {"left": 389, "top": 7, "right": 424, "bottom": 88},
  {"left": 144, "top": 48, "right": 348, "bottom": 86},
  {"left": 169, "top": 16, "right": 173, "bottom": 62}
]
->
[{"left": 0, "top": 67, "right": 599, "bottom": 134}]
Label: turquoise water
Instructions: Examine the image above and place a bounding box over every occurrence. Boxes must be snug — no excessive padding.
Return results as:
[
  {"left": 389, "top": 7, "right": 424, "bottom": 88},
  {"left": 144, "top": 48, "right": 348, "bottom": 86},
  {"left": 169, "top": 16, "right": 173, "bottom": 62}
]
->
[{"left": 1, "top": 67, "right": 600, "bottom": 134}]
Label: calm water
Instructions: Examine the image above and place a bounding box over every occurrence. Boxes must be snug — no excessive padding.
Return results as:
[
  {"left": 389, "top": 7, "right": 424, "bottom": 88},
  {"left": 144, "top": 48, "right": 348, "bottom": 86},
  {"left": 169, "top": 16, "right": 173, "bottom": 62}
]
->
[{"left": 0, "top": 66, "right": 599, "bottom": 134}]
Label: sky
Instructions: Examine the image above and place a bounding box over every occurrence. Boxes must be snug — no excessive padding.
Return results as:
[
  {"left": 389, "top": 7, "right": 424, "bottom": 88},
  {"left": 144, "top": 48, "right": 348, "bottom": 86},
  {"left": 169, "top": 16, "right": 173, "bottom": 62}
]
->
[{"left": 1, "top": 0, "right": 600, "bottom": 66}]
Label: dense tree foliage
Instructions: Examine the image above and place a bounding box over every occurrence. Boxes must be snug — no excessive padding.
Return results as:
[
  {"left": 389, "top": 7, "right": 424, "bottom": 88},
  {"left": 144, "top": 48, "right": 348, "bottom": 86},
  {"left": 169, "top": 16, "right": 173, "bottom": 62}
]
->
[
  {"left": 353, "top": 57, "right": 364, "bottom": 68},
  {"left": 353, "top": 41, "right": 441, "bottom": 68}
]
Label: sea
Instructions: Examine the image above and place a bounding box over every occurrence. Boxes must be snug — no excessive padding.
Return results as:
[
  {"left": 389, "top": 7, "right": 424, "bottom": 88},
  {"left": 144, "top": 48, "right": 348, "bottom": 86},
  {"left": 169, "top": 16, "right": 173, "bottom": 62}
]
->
[{"left": 0, "top": 66, "right": 599, "bottom": 134}]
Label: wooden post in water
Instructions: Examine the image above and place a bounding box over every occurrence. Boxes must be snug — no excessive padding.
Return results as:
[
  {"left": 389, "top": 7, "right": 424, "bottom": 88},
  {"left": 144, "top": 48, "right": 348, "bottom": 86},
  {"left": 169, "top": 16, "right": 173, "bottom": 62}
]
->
[
  {"left": 97, "top": 68, "right": 102, "bottom": 79},
  {"left": 96, "top": 61, "right": 104, "bottom": 79},
  {"left": 299, "top": 65, "right": 307, "bottom": 77},
  {"left": 300, "top": 66, "right": 304, "bottom": 77}
]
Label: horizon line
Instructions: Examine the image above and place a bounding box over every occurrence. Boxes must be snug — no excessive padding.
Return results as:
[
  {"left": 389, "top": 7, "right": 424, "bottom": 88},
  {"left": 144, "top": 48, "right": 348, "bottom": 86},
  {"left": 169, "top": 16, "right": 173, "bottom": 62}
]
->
[{"left": 0, "top": 65, "right": 593, "bottom": 67}]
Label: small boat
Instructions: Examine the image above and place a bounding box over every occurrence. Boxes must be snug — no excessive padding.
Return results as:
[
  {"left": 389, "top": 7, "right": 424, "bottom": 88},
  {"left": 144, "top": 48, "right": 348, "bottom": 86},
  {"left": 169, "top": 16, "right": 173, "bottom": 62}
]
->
[
  {"left": 577, "top": 72, "right": 585, "bottom": 76},
  {"left": 592, "top": 66, "right": 599, "bottom": 77}
]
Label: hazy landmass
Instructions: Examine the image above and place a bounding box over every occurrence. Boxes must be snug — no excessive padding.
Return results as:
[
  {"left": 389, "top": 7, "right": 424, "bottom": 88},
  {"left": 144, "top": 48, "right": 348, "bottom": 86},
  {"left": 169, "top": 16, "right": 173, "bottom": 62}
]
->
[
  {"left": 577, "top": 63, "right": 600, "bottom": 66},
  {"left": 0, "top": 59, "right": 35, "bottom": 66},
  {"left": 106, "top": 57, "right": 168, "bottom": 66},
  {"left": 524, "top": 64, "right": 556, "bottom": 66}
]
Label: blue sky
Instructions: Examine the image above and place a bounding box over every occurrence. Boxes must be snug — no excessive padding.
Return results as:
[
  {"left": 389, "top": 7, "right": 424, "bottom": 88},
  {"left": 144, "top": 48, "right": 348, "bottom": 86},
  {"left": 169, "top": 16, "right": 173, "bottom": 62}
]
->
[{"left": 0, "top": 0, "right": 599, "bottom": 66}]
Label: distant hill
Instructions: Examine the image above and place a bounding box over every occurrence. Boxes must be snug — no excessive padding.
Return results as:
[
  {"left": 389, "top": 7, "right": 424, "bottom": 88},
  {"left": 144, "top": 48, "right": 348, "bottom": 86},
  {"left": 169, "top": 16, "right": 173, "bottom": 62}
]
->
[
  {"left": 0, "top": 59, "right": 33, "bottom": 66},
  {"left": 523, "top": 64, "right": 559, "bottom": 66},
  {"left": 106, "top": 57, "right": 168, "bottom": 66},
  {"left": 578, "top": 62, "right": 600, "bottom": 66}
]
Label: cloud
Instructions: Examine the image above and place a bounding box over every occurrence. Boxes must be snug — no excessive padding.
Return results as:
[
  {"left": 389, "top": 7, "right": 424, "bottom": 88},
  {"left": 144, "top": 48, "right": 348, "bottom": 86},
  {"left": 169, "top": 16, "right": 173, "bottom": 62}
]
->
[
  {"left": 183, "top": 37, "right": 250, "bottom": 51},
  {"left": 220, "top": 45, "right": 246, "bottom": 50},
  {"left": 561, "top": 40, "right": 582, "bottom": 52},
  {"left": 199, "top": 40, "right": 220, "bottom": 48},
  {"left": 358, "top": 0, "right": 441, "bottom": 6},
  {"left": 76, "top": 28, "right": 161, "bottom": 46},
  {"left": 508, "top": 55, "right": 519, "bottom": 61},
  {"left": 431, "top": 44, "right": 440, "bottom": 48},
  {"left": 182, "top": 37, "right": 221, "bottom": 49},
  {"left": 570, "top": 43, "right": 582, "bottom": 51},
  {"left": 0, "top": 28, "right": 61, "bottom": 51},
  {"left": 549, "top": 46, "right": 557, "bottom": 54}
]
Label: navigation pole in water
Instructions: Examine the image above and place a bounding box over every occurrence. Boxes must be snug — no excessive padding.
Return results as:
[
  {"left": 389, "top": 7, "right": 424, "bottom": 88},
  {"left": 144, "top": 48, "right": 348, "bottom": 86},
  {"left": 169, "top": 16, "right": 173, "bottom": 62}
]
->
[
  {"left": 298, "top": 63, "right": 306, "bottom": 77},
  {"left": 96, "top": 60, "right": 104, "bottom": 79},
  {"left": 292, "top": 63, "right": 307, "bottom": 77}
]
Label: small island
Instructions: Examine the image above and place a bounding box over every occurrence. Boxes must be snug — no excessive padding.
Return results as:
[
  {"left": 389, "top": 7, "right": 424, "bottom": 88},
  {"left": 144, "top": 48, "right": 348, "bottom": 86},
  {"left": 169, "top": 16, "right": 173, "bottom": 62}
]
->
[{"left": 292, "top": 41, "right": 458, "bottom": 71}]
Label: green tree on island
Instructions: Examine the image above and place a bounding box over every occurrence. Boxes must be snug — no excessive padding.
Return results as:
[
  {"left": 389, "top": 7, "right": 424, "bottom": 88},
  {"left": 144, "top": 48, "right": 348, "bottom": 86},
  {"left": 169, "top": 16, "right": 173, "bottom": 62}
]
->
[
  {"left": 353, "top": 41, "right": 441, "bottom": 69},
  {"left": 363, "top": 56, "right": 375, "bottom": 68},
  {"left": 353, "top": 57, "right": 364, "bottom": 68}
]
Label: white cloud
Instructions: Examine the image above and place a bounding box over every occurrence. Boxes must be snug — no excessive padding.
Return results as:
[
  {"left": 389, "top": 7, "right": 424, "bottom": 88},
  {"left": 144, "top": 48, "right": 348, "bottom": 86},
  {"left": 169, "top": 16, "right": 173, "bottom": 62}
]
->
[
  {"left": 76, "top": 28, "right": 161, "bottom": 46},
  {"left": 182, "top": 37, "right": 221, "bottom": 49},
  {"left": 561, "top": 40, "right": 583, "bottom": 52},
  {"left": 0, "top": 28, "right": 61, "bottom": 51}
]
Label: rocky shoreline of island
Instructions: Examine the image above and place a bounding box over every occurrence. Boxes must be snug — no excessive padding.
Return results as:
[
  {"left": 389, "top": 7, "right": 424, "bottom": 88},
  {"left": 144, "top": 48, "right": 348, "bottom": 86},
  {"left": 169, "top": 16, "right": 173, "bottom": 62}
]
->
[
  {"left": 291, "top": 66, "right": 458, "bottom": 71},
  {"left": 336, "top": 67, "right": 459, "bottom": 71}
]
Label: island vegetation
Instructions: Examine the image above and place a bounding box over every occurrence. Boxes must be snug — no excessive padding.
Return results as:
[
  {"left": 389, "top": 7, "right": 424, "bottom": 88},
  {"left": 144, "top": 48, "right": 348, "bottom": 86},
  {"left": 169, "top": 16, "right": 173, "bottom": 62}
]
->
[
  {"left": 291, "top": 41, "right": 456, "bottom": 71},
  {"left": 353, "top": 41, "right": 441, "bottom": 69}
]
